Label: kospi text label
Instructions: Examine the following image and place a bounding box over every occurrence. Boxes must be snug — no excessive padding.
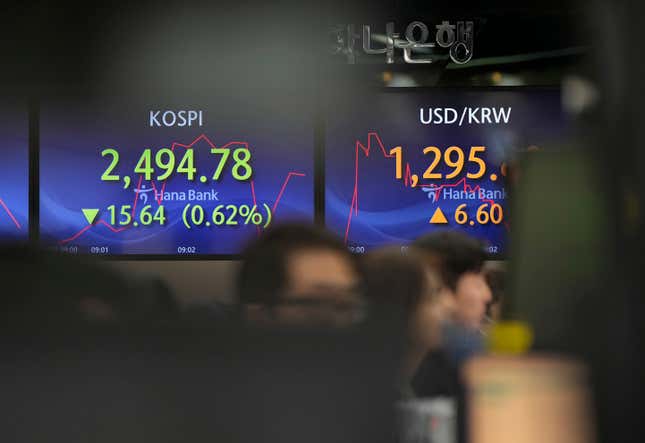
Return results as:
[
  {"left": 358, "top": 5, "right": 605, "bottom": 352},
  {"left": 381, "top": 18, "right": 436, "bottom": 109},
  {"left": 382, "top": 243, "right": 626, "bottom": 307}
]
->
[{"left": 149, "top": 110, "right": 204, "bottom": 127}]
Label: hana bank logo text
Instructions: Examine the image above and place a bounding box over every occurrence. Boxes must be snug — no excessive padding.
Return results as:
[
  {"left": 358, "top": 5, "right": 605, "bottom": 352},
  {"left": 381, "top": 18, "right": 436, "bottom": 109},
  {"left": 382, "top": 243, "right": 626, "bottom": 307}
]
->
[{"left": 330, "top": 20, "right": 474, "bottom": 64}]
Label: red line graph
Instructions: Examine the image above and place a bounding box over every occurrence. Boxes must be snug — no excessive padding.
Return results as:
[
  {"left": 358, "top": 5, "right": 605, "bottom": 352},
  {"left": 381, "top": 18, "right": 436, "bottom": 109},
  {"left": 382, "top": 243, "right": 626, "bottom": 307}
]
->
[
  {"left": 0, "top": 198, "right": 22, "bottom": 230},
  {"left": 59, "top": 134, "right": 306, "bottom": 245},
  {"left": 271, "top": 172, "right": 306, "bottom": 214},
  {"left": 344, "top": 132, "right": 393, "bottom": 242},
  {"left": 150, "top": 134, "right": 246, "bottom": 206},
  {"left": 250, "top": 179, "right": 260, "bottom": 236},
  {"left": 250, "top": 172, "right": 305, "bottom": 237},
  {"left": 344, "top": 131, "right": 504, "bottom": 244},
  {"left": 422, "top": 177, "right": 486, "bottom": 202},
  {"left": 59, "top": 220, "right": 128, "bottom": 244}
]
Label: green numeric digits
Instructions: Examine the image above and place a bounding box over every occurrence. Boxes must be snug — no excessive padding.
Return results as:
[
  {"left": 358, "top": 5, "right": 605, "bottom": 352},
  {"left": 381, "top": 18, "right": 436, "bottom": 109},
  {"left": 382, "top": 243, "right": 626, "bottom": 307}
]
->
[
  {"left": 144, "top": 206, "right": 167, "bottom": 225},
  {"left": 133, "top": 149, "right": 196, "bottom": 181},
  {"left": 210, "top": 147, "right": 253, "bottom": 182},
  {"left": 210, "top": 148, "right": 231, "bottom": 181},
  {"left": 177, "top": 149, "right": 197, "bottom": 180},
  {"left": 110, "top": 146, "right": 252, "bottom": 184},
  {"left": 231, "top": 148, "right": 252, "bottom": 181},
  {"left": 107, "top": 204, "right": 132, "bottom": 226},
  {"left": 191, "top": 205, "right": 205, "bottom": 225},
  {"left": 140, "top": 206, "right": 154, "bottom": 225},
  {"left": 155, "top": 148, "right": 175, "bottom": 180},
  {"left": 134, "top": 149, "right": 154, "bottom": 180},
  {"left": 101, "top": 148, "right": 120, "bottom": 181}
]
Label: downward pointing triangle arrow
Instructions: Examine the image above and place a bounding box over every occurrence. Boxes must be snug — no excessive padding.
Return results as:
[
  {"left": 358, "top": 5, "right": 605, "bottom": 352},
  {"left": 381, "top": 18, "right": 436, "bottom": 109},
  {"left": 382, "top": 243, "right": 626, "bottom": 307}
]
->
[{"left": 81, "top": 208, "right": 100, "bottom": 225}]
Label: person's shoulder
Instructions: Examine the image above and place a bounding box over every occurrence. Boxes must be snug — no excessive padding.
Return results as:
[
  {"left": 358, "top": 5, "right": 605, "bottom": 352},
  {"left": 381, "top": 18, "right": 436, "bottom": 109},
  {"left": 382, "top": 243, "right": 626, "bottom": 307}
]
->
[
  {"left": 417, "top": 350, "right": 455, "bottom": 374},
  {"left": 411, "top": 349, "right": 459, "bottom": 398}
]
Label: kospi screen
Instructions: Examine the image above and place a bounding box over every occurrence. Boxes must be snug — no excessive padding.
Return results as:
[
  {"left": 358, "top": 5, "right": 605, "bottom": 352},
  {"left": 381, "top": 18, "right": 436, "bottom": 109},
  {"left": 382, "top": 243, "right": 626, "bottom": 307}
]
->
[
  {"left": 0, "top": 104, "right": 29, "bottom": 241},
  {"left": 325, "top": 88, "right": 569, "bottom": 256},
  {"left": 40, "top": 97, "right": 314, "bottom": 255}
]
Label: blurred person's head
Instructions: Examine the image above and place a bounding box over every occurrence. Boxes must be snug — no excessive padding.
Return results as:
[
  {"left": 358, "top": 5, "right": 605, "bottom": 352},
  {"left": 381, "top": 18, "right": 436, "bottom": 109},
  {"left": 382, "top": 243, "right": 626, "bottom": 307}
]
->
[
  {"left": 363, "top": 247, "right": 452, "bottom": 351},
  {"left": 237, "top": 223, "right": 363, "bottom": 328},
  {"left": 413, "top": 231, "right": 492, "bottom": 331},
  {"left": 484, "top": 267, "right": 506, "bottom": 323},
  {"left": 0, "top": 243, "right": 133, "bottom": 331}
]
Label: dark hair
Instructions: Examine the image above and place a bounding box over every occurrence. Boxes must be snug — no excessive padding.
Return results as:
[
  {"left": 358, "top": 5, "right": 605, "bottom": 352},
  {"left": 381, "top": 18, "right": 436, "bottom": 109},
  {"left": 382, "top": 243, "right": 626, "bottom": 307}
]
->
[
  {"left": 412, "top": 230, "right": 487, "bottom": 291},
  {"left": 0, "top": 243, "right": 133, "bottom": 331},
  {"left": 362, "top": 247, "right": 429, "bottom": 316},
  {"left": 236, "top": 223, "right": 355, "bottom": 305},
  {"left": 485, "top": 267, "right": 505, "bottom": 307}
]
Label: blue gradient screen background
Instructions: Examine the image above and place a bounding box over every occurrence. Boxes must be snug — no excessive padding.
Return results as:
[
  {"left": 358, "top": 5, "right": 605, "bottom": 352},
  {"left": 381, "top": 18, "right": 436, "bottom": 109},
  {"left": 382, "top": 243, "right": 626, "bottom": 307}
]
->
[
  {"left": 40, "top": 98, "right": 314, "bottom": 255},
  {"left": 325, "top": 89, "right": 568, "bottom": 256},
  {"left": 0, "top": 103, "right": 29, "bottom": 240}
]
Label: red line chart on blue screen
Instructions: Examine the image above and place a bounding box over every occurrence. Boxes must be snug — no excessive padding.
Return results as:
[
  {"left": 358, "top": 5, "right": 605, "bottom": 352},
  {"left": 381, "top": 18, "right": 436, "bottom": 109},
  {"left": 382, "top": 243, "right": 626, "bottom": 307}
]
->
[
  {"left": 344, "top": 131, "right": 505, "bottom": 244},
  {"left": 58, "top": 133, "right": 306, "bottom": 245},
  {"left": 0, "top": 197, "right": 22, "bottom": 230}
]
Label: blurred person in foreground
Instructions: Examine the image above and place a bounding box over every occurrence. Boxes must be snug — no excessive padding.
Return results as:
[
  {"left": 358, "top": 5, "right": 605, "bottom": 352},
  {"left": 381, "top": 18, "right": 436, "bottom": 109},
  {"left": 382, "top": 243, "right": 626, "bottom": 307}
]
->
[
  {"left": 0, "top": 243, "right": 179, "bottom": 331},
  {"left": 483, "top": 266, "right": 505, "bottom": 323},
  {"left": 236, "top": 223, "right": 365, "bottom": 328},
  {"left": 0, "top": 243, "right": 396, "bottom": 443},
  {"left": 413, "top": 231, "right": 492, "bottom": 333},
  {"left": 363, "top": 247, "right": 454, "bottom": 398},
  {"left": 0, "top": 243, "right": 132, "bottom": 330},
  {"left": 410, "top": 230, "right": 492, "bottom": 398}
]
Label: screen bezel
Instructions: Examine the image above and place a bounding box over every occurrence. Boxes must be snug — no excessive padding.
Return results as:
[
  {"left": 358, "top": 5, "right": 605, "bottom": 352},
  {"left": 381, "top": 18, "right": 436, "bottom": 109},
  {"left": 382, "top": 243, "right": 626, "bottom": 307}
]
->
[
  {"left": 0, "top": 99, "right": 32, "bottom": 243},
  {"left": 32, "top": 99, "right": 321, "bottom": 260}
]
